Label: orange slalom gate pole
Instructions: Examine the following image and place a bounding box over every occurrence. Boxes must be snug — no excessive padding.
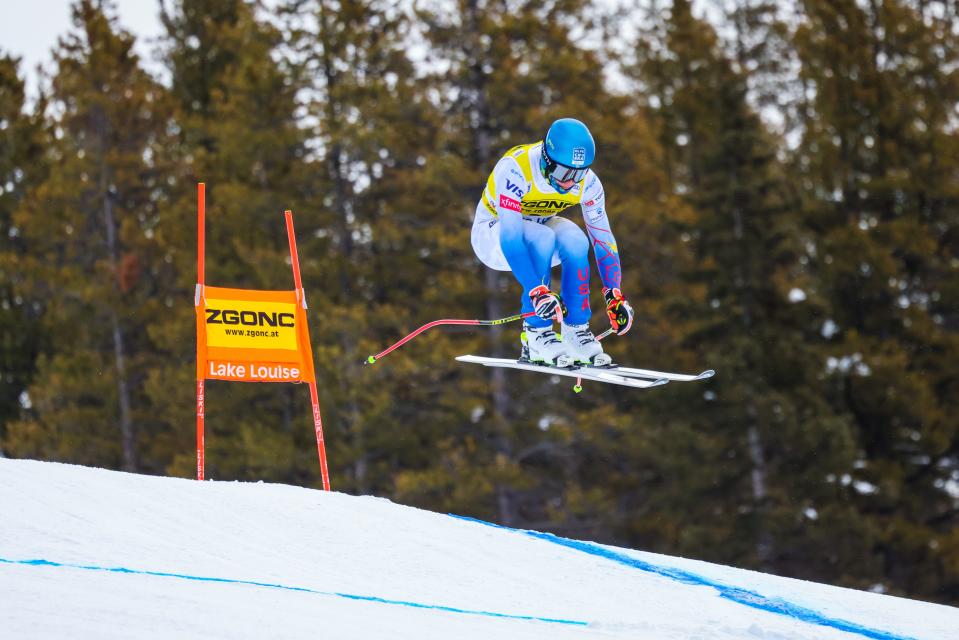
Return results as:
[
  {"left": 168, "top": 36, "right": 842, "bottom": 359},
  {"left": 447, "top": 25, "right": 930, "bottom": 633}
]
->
[
  {"left": 285, "top": 210, "right": 331, "bottom": 491},
  {"left": 196, "top": 183, "right": 206, "bottom": 480},
  {"left": 308, "top": 381, "right": 330, "bottom": 491}
]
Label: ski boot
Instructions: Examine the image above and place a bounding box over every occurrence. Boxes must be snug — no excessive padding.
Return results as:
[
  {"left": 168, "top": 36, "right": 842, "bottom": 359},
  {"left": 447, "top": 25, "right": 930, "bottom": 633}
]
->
[
  {"left": 561, "top": 321, "right": 612, "bottom": 367},
  {"left": 521, "top": 322, "right": 572, "bottom": 367}
]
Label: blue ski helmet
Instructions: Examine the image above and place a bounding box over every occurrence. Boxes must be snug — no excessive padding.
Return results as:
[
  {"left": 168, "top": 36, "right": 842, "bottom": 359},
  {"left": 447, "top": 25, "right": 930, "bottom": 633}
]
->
[{"left": 540, "top": 118, "right": 595, "bottom": 193}]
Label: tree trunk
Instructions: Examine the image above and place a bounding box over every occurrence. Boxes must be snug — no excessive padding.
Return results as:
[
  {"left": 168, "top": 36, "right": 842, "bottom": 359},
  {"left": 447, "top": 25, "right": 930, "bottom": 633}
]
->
[
  {"left": 100, "top": 175, "right": 136, "bottom": 472},
  {"left": 486, "top": 269, "right": 515, "bottom": 525},
  {"left": 732, "top": 174, "right": 770, "bottom": 565},
  {"left": 93, "top": 101, "right": 136, "bottom": 472},
  {"left": 109, "top": 310, "right": 136, "bottom": 471},
  {"left": 466, "top": 0, "right": 515, "bottom": 525},
  {"left": 747, "top": 421, "right": 771, "bottom": 564},
  {"left": 319, "top": 7, "right": 365, "bottom": 490}
]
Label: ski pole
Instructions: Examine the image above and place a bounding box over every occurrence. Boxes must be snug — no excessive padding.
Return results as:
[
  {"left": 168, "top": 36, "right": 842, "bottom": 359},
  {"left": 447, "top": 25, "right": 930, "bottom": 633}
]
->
[{"left": 366, "top": 311, "right": 536, "bottom": 364}]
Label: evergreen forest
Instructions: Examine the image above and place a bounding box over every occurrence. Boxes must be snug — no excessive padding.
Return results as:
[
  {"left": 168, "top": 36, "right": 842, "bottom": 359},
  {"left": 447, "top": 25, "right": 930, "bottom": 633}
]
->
[{"left": 1, "top": 0, "right": 957, "bottom": 605}]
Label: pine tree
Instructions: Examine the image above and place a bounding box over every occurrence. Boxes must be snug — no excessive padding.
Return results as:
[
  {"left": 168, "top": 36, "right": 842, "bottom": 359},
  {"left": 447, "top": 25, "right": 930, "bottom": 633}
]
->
[
  {"left": 793, "top": 0, "right": 959, "bottom": 602},
  {"left": 153, "top": 0, "right": 316, "bottom": 483},
  {"left": 4, "top": 0, "right": 178, "bottom": 471},
  {"left": 619, "top": 0, "right": 862, "bottom": 579},
  {"left": 0, "top": 54, "right": 47, "bottom": 442},
  {"left": 275, "top": 0, "right": 478, "bottom": 496}
]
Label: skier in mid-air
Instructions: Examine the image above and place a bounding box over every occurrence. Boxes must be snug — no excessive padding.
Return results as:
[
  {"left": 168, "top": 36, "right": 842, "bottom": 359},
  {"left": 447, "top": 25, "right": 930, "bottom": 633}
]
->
[
  {"left": 369, "top": 119, "right": 709, "bottom": 388},
  {"left": 471, "top": 118, "right": 635, "bottom": 367}
]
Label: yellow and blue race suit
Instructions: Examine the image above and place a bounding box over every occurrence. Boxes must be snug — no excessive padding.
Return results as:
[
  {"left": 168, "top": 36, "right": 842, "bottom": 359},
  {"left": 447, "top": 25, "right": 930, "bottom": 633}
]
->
[{"left": 471, "top": 141, "right": 622, "bottom": 327}]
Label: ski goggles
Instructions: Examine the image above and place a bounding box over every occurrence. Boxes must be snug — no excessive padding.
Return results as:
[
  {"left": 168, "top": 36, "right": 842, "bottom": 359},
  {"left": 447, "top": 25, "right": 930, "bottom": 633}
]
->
[{"left": 542, "top": 151, "right": 589, "bottom": 185}]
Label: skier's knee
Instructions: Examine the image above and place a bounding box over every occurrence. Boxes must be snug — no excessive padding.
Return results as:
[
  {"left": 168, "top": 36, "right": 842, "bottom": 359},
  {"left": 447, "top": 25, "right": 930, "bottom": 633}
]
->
[
  {"left": 533, "top": 234, "right": 556, "bottom": 258},
  {"left": 525, "top": 225, "right": 556, "bottom": 257}
]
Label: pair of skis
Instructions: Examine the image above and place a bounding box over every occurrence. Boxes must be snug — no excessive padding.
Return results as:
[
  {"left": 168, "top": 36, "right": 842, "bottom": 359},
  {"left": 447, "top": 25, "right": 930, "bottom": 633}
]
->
[
  {"left": 455, "top": 355, "right": 714, "bottom": 393},
  {"left": 367, "top": 311, "right": 715, "bottom": 392}
]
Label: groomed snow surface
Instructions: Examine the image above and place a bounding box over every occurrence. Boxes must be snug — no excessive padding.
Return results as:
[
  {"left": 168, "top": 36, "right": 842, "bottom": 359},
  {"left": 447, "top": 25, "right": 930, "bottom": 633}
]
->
[{"left": 1, "top": 459, "right": 955, "bottom": 639}]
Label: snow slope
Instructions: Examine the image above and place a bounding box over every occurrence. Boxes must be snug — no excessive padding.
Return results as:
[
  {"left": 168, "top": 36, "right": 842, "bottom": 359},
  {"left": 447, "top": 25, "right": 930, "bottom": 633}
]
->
[{"left": 1, "top": 459, "right": 955, "bottom": 639}]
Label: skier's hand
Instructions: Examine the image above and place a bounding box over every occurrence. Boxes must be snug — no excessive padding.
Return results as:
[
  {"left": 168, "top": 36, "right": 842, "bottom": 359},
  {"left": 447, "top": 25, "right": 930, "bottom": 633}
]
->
[
  {"left": 529, "top": 285, "right": 565, "bottom": 323},
  {"left": 604, "top": 287, "right": 634, "bottom": 335}
]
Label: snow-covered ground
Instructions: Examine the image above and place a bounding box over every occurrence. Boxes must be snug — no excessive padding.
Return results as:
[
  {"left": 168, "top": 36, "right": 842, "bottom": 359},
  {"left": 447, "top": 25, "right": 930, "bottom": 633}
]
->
[{"left": 1, "top": 459, "right": 955, "bottom": 639}]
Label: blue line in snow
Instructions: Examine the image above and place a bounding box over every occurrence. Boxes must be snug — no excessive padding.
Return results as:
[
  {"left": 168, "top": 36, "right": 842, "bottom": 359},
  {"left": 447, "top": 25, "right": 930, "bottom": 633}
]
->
[
  {"left": 450, "top": 514, "right": 915, "bottom": 640},
  {"left": 0, "top": 556, "right": 586, "bottom": 627}
]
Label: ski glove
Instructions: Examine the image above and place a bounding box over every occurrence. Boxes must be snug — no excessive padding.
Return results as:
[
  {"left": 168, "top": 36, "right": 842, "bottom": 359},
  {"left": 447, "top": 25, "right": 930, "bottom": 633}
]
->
[
  {"left": 529, "top": 285, "right": 565, "bottom": 323},
  {"left": 604, "top": 287, "right": 634, "bottom": 335}
]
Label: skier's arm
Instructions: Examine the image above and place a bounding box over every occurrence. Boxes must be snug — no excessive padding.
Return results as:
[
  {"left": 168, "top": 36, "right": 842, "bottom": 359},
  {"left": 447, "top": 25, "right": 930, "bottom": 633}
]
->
[
  {"left": 581, "top": 174, "right": 634, "bottom": 334},
  {"left": 580, "top": 174, "right": 622, "bottom": 291}
]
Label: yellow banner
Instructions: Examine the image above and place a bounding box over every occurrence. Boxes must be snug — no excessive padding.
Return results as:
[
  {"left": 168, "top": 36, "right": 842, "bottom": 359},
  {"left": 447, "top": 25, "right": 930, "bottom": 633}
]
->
[
  {"left": 203, "top": 299, "right": 298, "bottom": 351},
  {"left": 196, "top": 286, "right": 316, "bottom": 384}
]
